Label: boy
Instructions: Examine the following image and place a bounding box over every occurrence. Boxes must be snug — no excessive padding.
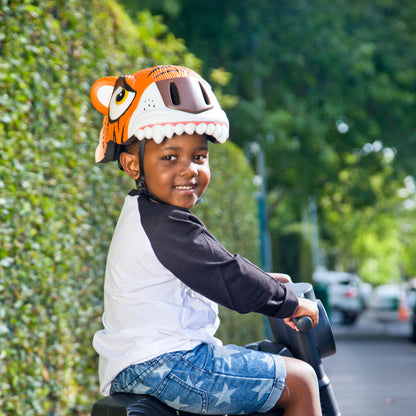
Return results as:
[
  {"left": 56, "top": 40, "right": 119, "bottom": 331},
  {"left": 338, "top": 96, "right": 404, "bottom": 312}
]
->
[{"left": 91, "top": 65, "right": 321, "bottom": 415}]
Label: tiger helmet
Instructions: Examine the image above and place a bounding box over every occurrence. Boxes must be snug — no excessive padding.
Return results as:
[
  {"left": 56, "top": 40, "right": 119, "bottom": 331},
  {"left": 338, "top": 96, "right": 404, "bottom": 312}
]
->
[{"left": 90, "top": 65, "right": 229, "bottom": 163}]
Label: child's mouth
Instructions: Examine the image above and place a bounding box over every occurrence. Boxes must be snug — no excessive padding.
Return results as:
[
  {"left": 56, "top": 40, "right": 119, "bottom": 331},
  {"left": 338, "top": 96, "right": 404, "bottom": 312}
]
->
[{"left": 174, "top": 185, "right": 196, "bottom": 190}]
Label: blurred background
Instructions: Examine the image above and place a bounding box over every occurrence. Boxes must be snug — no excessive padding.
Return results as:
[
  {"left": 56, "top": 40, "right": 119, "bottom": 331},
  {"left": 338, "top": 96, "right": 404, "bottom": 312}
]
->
[{"left": 1, "top": 0, "right": 416, "bottom": 414}]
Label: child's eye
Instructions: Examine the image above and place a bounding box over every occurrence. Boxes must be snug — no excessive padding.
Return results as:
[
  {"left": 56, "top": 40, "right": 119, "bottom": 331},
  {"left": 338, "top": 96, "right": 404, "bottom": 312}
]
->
[
  {"left": 194, "top": 154, "right": 207, "bottom": 161},
  {"left": 162, "top": 155, "right": 176, "bottom": 161}
]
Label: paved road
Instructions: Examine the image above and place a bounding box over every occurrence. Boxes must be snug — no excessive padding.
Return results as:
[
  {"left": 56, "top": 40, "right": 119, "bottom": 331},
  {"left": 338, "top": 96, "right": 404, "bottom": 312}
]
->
[{"left": 323, "top": 311, "right": 416, "bottom": 416}]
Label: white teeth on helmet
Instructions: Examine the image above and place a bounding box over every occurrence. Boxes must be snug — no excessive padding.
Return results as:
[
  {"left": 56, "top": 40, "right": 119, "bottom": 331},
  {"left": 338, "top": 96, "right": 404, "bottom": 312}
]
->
[
  {"left": 220, "top": 125, "right": 229, "bottom": 142},
  {"left": 136, "top": 130, "right": 145, "bottom": 140},
  {"left": 152, "top": 125, "right": 165, "bottom": 143},
  {"left": 174, "top": 124, "right": 185, "bottom": 136},
  {"left": 214, "top": 124, "right": 222, "bottom": 138},
  {"left": 164, "top": 124, "right": 175, "bottom": 139},
  {"left": 213, "top": 125, "right": 227, "bottom": 143},
  {"left": 196, "top": 123, "right": 207, "bottom": 135},
  {"left": 184, "top": 123, "right": 196, "bottom": 135},
  {"left": 206, "top": 123, "right": 215, "bottom": 135},
  {"left": 135, "top": 122, "right": 229, "bottom": 143},
  {"left": 144, "top": 126, "right": 153, "bottom": 139}
]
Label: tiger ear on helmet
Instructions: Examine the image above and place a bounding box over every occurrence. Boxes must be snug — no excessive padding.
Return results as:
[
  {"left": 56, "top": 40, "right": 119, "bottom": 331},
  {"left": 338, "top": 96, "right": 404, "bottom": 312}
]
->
[{"left": 90, "top": 76, "right": 118, "bottom": 115}]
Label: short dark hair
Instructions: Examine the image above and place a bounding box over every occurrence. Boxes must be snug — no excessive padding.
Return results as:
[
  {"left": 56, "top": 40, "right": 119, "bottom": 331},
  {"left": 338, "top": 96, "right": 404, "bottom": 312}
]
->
[
  {"left": 124, "top": 139, "right": 140, "bottom": 156},
  {"left": 117, "top": 139, "right": 140, "bottom": 171}
]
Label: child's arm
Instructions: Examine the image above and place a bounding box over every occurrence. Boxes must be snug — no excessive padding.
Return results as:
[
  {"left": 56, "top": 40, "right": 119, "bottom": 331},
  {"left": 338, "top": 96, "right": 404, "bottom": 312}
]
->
[
  {"left": 283, "top": 297, "right": 319, "bottom": 331},
  {"left": 142, "top": 202, "right": 300, "bottom": 318}
]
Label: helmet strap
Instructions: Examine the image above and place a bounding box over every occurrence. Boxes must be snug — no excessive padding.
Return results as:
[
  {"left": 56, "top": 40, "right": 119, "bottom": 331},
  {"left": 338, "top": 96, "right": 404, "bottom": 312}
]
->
[
  {"left": 136, "top": 139, "right": 148, "bottom": 192},
  {"left": 139, "top": 139, "right": 146, "bottom": 179},
  {"left": 135, "top": 139, "right": 166, "bottom": 205},
  {"left": 135, "top": 139, "right": 147, "bottom": 192}
]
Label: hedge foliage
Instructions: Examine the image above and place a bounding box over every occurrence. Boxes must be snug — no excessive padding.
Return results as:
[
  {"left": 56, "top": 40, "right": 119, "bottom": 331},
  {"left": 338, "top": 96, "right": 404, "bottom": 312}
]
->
[{"left": 0, "top": 1, "right": 261, "bottom": 414}]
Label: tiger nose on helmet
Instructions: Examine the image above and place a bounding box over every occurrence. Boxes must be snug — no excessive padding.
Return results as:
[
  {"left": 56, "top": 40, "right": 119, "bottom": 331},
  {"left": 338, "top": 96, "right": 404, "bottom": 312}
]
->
[{"left": 156, "top": 77, "right": 214, "bottom": 114}]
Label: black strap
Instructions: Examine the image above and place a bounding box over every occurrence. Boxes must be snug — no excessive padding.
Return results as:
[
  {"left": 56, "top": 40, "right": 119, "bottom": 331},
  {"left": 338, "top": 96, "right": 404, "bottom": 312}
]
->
[
  {"left": 135, "top": 139, "right": 147, "bottom": 192},
  {"left": 135, "top": 139, "right": 166, "bottom": 205},
  {"left": 139, "top": 139, "right": 146, "bottom": 180}
]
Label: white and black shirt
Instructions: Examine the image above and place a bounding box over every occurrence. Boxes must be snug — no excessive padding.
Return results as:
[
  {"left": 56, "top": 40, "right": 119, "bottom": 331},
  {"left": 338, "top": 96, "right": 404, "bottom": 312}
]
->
[{"left": 93, "top": 191, "right": 299, "bottom": 395}]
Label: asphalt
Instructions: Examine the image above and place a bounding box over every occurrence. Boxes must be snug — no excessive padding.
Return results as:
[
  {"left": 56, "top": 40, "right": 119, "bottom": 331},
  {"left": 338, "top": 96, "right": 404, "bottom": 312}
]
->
[
  {"left": 331, "top": 309, "right": 413, "bottom": 340},
  {"left": 324, "top": 309, "right": 416, "bottom": 416}
]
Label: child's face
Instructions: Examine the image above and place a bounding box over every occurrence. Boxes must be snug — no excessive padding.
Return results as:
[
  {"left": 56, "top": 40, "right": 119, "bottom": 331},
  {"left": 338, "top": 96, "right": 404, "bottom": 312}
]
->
[{"left": 143, "top": 133, "right": 211, "bottom": 209}]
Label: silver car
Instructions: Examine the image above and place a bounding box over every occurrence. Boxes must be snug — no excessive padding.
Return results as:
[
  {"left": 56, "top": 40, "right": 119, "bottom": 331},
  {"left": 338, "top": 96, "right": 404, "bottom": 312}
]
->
[{"left": 313, "top": 269, "right": 370, "bottom": 326}]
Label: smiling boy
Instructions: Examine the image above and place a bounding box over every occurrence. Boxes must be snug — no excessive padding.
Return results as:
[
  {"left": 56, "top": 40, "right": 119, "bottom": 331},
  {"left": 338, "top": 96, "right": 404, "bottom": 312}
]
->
[
  {"left": 91, "top": 65, "right": 321, "bottom": 415},
  {"left": 120, "top": 132, "right": 210, "bottom": 209}
]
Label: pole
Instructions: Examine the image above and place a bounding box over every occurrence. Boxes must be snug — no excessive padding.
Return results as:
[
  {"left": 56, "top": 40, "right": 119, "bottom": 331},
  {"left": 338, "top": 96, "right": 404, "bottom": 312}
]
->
[{"left": 250, "top": 143, "right": 272, "bottom": 272}]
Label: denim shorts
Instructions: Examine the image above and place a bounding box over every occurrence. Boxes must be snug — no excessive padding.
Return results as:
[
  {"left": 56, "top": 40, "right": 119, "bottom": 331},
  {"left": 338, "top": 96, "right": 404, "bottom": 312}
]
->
[{"left": 110, "top": 343, "right": 286, "bottom": 414}]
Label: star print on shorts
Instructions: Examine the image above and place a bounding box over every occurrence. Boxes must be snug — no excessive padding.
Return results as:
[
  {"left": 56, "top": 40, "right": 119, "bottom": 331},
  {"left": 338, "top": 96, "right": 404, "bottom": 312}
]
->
[{"left": 110, "top": 343, "right": 287, "bottom": 415}]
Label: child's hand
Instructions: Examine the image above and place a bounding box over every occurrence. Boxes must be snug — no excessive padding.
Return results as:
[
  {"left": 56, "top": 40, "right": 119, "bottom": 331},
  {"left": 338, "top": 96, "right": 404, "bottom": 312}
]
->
[
  {"left": 268, "top": 273, "right": 292, "bottom": 283},
  {"left": 283, "top": 298, "right": 319, "bottom": 331}
]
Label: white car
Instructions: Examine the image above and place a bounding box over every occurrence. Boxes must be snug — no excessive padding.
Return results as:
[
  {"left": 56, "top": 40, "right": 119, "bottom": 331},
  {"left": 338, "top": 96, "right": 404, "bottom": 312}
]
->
[
  {"left": 369, "top": 284, "right": 409, "bottom": 322},
  {"left": 313, "top": 269, "right": 370, "bottom": 326}
]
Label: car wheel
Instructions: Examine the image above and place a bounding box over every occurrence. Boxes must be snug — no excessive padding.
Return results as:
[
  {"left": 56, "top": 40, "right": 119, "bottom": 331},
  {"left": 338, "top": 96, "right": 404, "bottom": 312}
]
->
[{"left": 343, "top": 314, "right": 357, "bottom": 326}]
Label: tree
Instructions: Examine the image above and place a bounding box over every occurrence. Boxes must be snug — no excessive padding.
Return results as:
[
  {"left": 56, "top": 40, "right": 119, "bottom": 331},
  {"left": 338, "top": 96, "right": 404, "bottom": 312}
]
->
[{"left": 123, "top": 0, "right": 416, "bottom": 282}]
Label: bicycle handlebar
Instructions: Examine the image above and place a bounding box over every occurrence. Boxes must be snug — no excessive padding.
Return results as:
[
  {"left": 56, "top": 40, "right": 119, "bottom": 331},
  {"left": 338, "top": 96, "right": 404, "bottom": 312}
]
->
[{"left": 292, "top": 315, "right": 314, "bottom": 332}]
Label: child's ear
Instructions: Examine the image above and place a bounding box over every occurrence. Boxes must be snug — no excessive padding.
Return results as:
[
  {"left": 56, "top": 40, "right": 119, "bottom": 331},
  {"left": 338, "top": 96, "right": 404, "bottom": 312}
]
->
[{"left": 119, "top": 152, "right": 140, "bottom": 180}]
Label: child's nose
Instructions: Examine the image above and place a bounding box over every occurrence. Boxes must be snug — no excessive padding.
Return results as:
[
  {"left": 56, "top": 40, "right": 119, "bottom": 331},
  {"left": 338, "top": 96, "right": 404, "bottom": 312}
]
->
[{"left": 179, "top": 160, "right": 198, "bottom": 177}]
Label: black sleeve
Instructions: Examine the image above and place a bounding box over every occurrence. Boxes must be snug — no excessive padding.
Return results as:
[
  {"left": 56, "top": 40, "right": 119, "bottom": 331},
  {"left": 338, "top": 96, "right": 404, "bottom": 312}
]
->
[{"left": 140, "top": 199, "right": 299, "bottom": 319}]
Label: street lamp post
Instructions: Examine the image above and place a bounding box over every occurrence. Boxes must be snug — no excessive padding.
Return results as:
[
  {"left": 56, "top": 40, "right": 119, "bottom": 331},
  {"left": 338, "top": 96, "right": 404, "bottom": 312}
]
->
[{"left": 249, "top": 142, "right": 273, "bottom": 272}]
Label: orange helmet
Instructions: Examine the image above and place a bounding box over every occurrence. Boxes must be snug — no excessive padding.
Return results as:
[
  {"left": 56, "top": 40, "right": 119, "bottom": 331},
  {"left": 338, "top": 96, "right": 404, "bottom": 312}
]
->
[{"left": 90, "top": 65, "right": 229, "bottom": 163}]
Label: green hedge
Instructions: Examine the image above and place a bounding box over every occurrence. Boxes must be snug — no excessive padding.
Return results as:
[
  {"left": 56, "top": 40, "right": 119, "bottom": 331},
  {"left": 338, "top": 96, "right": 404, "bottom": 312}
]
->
[{"left": 0, "top": 1, "right": 261, "bottom": 414}]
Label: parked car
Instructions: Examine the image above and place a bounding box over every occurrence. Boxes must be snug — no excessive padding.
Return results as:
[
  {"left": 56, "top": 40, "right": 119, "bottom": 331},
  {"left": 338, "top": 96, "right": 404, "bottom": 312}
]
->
[
  {"left": 369, "top": 284, "right": 409, "bottom": 323},
  {"left": 405, "top": 280, "right": 416, "bottom": 342},
  {"left": 411, "top": 303, "right": 416, "bottom": 343},
  {"left": 312, "top": 269, "right": 370, "bottom": 326}
]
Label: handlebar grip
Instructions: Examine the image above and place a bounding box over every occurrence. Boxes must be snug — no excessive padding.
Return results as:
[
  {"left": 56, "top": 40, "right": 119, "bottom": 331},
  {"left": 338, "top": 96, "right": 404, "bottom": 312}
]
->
[{"left": 292, "top": 316, "right": 313, "bottom": 332}]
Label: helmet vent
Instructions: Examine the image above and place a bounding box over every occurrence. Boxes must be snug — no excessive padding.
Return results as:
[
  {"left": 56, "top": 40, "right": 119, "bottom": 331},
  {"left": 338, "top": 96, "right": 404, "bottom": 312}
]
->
[
  {"left": 199, "top": 82, "right": 211, "bottom": 105},
  {"left": 169, "top": 82, "right": 180, "bottom": 105}
]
